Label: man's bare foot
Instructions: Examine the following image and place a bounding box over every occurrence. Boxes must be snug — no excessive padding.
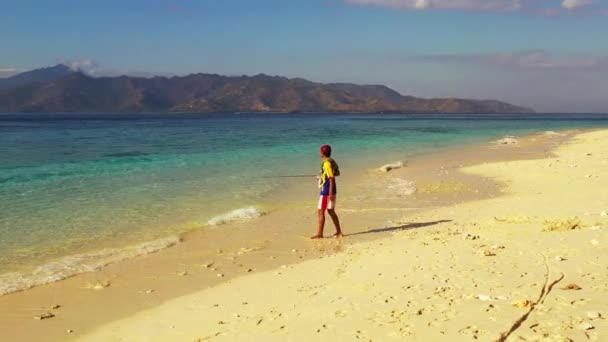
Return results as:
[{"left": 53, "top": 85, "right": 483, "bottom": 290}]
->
[
  {"left": 310, "top": 235, "right": 323, "bottom": 239},
  {"left": 333, "top": 233, "right": 344, "bottom": 239}
]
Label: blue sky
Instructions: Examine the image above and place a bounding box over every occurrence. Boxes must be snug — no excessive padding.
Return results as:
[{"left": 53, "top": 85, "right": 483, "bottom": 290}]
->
[{"left": 1, "top": 0, "right": 607, "bottom": 112}]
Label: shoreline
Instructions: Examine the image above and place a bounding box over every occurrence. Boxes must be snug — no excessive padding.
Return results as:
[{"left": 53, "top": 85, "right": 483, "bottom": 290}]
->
[
  {"left": 80, "top": 128, "right": 607, "bottom": 341},
  {"left": 0, "top": 128, "right": 592, "bottom": 341}
]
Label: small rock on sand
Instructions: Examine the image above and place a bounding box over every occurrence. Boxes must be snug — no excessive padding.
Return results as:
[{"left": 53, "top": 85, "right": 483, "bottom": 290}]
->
[
  {"left": 579, "top": 322, "right": 594, "bottom": 330},
  {"left": 217, "top": 273, "right": 224, "bottom": 278},
  {"left": 482, "top": 250, "right": 496, "bottom": 257},
  {"left": 554, "top": 256, "right": 566, "bottom": 261},
  {"left": 476, "top": 294, "right": 493, "bottom": 301},
  {"left": 34, "top": 312, "right": 55, "bottom": 320},
  {"left": 462, "top": 233, "right": 479, "bottom": 240},
  {"left": 587, "top": 311, "right": 602, "bottom": 319},
  {"left": 561, "top": 283, "right": 582, "bottom": 290}
]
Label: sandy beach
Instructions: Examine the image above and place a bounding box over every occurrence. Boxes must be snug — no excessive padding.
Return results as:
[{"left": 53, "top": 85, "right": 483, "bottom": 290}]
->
[
  {"left": 2, "top": 129, "right": 606, "bottom": 341},
  {"left": 79, "top": 129, "right": 607, "bottom": 341}
]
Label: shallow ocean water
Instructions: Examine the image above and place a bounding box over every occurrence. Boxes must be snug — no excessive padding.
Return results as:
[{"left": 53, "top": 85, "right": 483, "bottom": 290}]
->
[{"left": 1, "top": 112, "right": 608, "bottom": 293}]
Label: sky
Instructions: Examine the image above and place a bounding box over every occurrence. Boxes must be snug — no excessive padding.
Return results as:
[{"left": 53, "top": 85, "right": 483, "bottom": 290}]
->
[{"left": 1, "top": 0, "right": 607, "bottom": 112}]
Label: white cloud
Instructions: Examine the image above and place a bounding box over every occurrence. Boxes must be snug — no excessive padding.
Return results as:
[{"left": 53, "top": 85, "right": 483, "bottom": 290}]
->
[
  {"left": 0, "top": 67, "right": 19, "bottom": 77},
  {"left": 61, "top": 58, "right": 100, "bottom": 74},
  {"left": 562, "top": 0, "right": 593, "bottom": 9},
  {"left": 345, "top": 0, "right": 522, "bottom": 12},
  {"left": 408, "top": 51, "right": 608, "bottom": 71}
]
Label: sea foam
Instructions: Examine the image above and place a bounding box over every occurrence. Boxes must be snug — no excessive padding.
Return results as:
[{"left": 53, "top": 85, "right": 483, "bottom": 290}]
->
[
  {"left": 0, "top": 236, "right": 180, "bottom": 296},
  {"left": 387, "top": 178, "right": 417, "bottom": 196},
  {"left": 207, "top": 207, "right": 266, "bottom": 226}
]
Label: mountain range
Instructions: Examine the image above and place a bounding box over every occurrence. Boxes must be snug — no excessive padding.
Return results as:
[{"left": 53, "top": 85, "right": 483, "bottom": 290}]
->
[{"left": 0, "top": 65, "right": 533, "bottom": 114}]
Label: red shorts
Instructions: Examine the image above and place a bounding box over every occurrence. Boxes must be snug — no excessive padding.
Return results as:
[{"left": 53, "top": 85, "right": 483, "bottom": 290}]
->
[{"left": 318, "top": 195, "right": 336, "bottom": 210}]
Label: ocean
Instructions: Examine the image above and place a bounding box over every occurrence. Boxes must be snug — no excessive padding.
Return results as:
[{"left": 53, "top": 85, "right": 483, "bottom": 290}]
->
[{"left": 1, "top": 112, "right": 608, "bottom": 294}]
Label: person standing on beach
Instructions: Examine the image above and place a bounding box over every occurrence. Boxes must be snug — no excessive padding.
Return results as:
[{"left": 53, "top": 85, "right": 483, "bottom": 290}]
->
[{"left": 312, "top": 145, "right": 343, "bottom": 239}]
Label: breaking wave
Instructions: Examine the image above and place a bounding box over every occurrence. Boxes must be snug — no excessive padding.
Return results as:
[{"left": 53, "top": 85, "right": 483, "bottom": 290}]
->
[
  {"left": 207, "top": 207, "right": 266, "bottom": 226},
  {"left": 0, "top": 236, "right": 181, "bottom": 296}
]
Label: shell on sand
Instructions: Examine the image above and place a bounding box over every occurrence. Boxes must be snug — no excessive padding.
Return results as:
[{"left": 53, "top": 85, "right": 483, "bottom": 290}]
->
[
  {"left": 511, "top": 299, "right": 532, "bottom": 308},
  {"left": 476, "top": 294, "right": 493, "bottom": 301}
]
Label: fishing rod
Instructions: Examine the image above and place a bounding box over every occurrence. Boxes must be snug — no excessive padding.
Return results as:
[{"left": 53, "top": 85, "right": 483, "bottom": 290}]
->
[{"left": 257, "top": 174, "right": 318, "bottom": 178}]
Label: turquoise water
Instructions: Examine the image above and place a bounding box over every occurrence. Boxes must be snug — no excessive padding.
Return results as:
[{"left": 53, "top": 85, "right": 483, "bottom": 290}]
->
[{"left": 1, "top": 113, "right": 608, "bottom": 293}]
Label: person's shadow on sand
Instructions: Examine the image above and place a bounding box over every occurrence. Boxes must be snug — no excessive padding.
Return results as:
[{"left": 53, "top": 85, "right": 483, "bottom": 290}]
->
[{"left": 345, "top": 220, "right": 452, "bottom": 237}]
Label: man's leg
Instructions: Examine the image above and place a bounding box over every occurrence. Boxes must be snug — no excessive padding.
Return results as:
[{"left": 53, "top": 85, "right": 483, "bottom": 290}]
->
[
  {"left": 311, "top": 196, "right": 327, "bottom": 239},
  {"left": 327, "top": 209, "right": 343, "bottom": 238}
]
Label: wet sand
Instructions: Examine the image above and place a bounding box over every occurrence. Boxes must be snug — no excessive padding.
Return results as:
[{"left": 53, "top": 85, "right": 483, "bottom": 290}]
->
[{"left": 0, "top": 129, "right": 593, "bottom": 341}]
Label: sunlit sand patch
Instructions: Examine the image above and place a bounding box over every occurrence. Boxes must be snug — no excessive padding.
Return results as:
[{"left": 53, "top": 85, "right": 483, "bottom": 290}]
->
[{"left": 416, "top": 181, "right": 471, "bottom": 194}]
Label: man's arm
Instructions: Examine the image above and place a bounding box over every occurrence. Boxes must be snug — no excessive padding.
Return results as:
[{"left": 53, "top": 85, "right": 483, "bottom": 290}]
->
[{"left": 324, "top": 160, "right": 335, "bottom": 197}]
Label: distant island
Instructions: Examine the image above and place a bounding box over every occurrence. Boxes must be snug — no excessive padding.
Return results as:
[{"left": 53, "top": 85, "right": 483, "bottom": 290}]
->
[{"left": 0, "top": 65, "right": 533, "bottom": 114}]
